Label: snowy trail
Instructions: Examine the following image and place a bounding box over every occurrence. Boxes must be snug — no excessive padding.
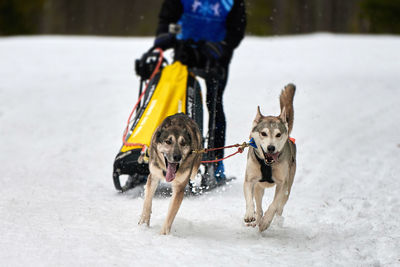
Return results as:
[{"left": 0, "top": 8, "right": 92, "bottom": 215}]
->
[{"left": 0, "top": 35, "right": 399, "bottom": 266}]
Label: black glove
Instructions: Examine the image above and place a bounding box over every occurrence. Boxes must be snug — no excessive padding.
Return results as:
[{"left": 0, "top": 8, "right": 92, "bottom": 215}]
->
[
  {"left": 154, "top": 33, "right": 176, "bottom": 50},
  {"left": 202, "top": 41, "right": 227, "bottom": 61},
  {"left": 135, "top": 49, "right": 165, "bottom": 80}
]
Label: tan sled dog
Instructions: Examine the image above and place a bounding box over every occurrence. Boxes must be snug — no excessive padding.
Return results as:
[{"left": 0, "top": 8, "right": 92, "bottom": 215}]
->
[
  {"left": 138, "top": 113, "right": 202, "bottom": 234},
  {"left": 243, "top": 84, "right": 296, "bottom": 232}
]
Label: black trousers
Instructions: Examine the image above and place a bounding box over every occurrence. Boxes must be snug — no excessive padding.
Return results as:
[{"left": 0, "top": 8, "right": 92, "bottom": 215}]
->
[{"left": 205, "top": 66, "right": 228, "bottom": 160}]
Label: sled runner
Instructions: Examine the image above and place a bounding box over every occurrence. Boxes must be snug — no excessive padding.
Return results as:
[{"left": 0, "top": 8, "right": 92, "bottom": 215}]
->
[{"left": 113, "top": 40, "right": 227, "bottom": 193}]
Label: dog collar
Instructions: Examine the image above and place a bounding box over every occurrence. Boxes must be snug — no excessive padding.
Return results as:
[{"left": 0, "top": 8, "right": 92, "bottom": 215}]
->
[{"left": 249, "top": 138, "right": 257, "bottom": 148}]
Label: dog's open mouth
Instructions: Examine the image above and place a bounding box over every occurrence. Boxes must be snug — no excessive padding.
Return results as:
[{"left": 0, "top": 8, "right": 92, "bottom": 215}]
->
[
  {"left": 164, "top": 157, "right": 180, "bottom": 182},
  {"left": 264, "top": 152, "right": 279, "bottom": 164},
  {"left": 261, "top": 147, "right": 280, "bottom": 165}
]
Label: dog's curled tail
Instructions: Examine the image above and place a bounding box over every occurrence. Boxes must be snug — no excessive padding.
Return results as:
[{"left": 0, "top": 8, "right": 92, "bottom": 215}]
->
[{"left": 280, "top": 83, "right": 296, "bottom": 134}]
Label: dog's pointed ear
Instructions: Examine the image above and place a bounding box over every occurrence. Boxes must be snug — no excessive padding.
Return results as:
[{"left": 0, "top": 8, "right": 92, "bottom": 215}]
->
[
  {"left": 280, "top": 107, "right": 289, "bottom": 131},
  {"left": 280, "top": 106, "right": 286, "bottom": 122},
  {"left": 254, "top": 106, "right": 263, "bottom": 123}
]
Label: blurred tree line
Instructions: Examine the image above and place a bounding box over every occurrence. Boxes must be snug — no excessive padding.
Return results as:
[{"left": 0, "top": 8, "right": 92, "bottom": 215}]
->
[{"left": 1, "top": 0, "right": 399, "bottom": 36}]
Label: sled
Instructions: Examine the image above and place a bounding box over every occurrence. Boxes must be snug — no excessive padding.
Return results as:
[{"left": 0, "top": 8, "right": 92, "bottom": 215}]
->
[{"left": 113, "top": 42, "right": 226, "bottom": 193}]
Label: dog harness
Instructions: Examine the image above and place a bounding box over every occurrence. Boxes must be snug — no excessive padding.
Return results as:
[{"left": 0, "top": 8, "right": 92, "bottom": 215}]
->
[{"left": 253, "top": 150, "right": 274, "bottom": 183}]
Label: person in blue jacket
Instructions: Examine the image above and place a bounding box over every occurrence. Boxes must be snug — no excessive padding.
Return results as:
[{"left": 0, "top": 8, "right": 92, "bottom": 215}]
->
[{"left": 153, "top": 0, "right": 246, "bottom": 180}]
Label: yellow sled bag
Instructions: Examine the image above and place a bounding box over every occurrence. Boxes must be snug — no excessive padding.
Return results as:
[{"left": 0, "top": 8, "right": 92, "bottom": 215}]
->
[{"left": 113, "top": 60, "right": 203, "bottom": 191}]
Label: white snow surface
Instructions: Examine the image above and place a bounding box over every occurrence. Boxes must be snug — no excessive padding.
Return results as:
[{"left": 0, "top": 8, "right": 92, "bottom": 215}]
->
[{"left": 0, "top": 34, "right": 399, "bottom": 266}]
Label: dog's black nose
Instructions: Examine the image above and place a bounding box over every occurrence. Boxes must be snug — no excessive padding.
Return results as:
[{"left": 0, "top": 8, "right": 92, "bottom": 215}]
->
[
  {"left": 267, "top": 145, "right": 275, "bottom": 153},
  {"left": 173, "top": 154, "right": 182, "bottom": 162}
]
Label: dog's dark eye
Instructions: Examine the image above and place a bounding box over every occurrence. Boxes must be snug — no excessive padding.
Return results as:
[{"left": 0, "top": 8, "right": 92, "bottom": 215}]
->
[
  {"left": 165, "top": 139, "right": 172, "bottom": 145},
  {"left": 180, "top": 140, "right": 186, "bottom": 146},
  {"left": 261, "top": 132, "right": 267, "bottom": 137},
  {"left": 276, "top": 133, "right": 281, "bottom": 138}
]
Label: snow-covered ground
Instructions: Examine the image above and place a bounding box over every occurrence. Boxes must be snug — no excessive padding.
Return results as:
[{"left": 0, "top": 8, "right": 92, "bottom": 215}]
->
[{"left": 0, "top": 34, "right": 399, "bottom": 266}]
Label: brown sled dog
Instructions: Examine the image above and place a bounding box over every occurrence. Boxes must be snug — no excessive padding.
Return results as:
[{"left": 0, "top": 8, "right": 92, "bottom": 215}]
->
[
  {"left": 243, "top": 84, "right": 297, "bottom": 232},
  {"left": 138, "top": 113, "right": 202, "bottom": 234}
]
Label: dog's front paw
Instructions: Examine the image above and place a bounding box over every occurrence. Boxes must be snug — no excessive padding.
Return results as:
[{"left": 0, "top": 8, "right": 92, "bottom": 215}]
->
[
  {"left": 244, "top": 211, "right": 256, "bottom": 225},
  {"left": 258, "top": 216, "right": 272, "bottom": 232},
  {"left": 138, "top": 213, "right": 151, "bottom": 226},
  {"left": 160, "top": 226, "right": 170, "bottom": 235}
]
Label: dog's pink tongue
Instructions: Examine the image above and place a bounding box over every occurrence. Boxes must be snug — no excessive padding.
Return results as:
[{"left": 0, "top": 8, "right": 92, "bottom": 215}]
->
[
  {"left": 165, "top": 163, "right": 178, "bottom": 182},
  {"left": 266, "top": 152, "right": 280, "bottom": 163}
]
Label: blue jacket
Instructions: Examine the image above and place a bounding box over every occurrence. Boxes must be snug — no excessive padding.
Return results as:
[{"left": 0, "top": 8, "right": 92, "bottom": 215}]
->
[
  {"left": 156, "top": 0, "right": 246, "bottom": 52},
  {"left": 177, "top": 0, "right": 233, "bottom": 42}
]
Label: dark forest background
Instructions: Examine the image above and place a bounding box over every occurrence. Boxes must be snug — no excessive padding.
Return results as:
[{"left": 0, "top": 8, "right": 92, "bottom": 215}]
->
[{"left": 1, "top": 0, "right": 400, "bottom": 36}]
